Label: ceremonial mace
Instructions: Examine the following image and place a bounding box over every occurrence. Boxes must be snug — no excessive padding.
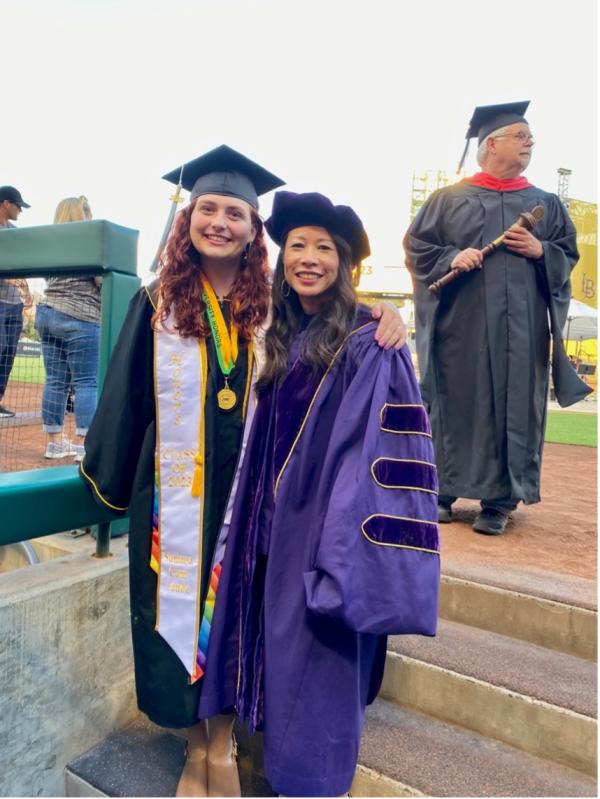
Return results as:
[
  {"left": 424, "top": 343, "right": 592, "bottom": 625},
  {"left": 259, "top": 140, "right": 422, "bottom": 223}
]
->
[{"left": 428, "top": 205, "right": 545, "bottom": 294}]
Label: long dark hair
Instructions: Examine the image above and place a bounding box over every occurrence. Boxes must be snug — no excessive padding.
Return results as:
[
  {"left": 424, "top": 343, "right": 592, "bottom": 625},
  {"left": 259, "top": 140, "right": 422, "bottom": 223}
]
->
[
  {"left": 152, "top": 200, "right": 270, "bottom": 340},
  {"left": 256, "top": 232, "right": 360, "bottom": 392}
]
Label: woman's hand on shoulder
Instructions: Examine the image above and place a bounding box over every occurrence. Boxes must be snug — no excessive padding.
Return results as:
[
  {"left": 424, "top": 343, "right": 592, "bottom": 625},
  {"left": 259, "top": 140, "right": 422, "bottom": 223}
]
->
[{"left": 371, "top": 301, "right": 407, "bottom": 350}]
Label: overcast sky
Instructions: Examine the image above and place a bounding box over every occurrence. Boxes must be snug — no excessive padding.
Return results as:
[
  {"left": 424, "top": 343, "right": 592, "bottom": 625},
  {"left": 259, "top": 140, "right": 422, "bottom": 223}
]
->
[{"left": 2, "top": 0, "right": 597, "bottom": 292}]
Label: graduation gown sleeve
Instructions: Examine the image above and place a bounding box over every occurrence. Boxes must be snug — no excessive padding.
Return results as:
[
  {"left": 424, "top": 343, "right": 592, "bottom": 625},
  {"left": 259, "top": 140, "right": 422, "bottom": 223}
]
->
[
  {"left": 535, "top": 196, "right": 591, "bottom": 406},
  {"left": 537, "top": 195, "right": 579, "bottom": 306},
  {"left": 80, "top": 287, "right": 155, "bottom": 511},
  {"left": 303, "top": 336, "right": 440, "bottom": 636},
  {"left": 403, "top": 189, "right": 461, "bottom": 286},
  {"left": 402, "top": 189, "right": 461, "bottom": 391}
]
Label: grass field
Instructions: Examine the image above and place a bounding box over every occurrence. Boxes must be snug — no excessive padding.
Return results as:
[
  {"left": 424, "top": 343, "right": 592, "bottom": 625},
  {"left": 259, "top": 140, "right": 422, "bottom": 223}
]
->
[
  {"left": 545, "top": 410, "right": 597, "bottom": 447},
  {"left": 9, "top": 356, "right": 45, "bottom": 384}
]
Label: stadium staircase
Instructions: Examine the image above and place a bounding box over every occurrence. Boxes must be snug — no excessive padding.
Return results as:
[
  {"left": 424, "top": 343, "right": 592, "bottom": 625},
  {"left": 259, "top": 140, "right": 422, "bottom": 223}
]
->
[{"left": 65, "top": 573, "right": 597, "bottom": 797}]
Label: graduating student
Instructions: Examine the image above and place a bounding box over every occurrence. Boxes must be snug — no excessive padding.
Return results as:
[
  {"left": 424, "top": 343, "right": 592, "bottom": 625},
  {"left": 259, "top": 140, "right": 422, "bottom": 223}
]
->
[
  {"left": 80, "top": 149, "right": 407, "bottom": 797},
  {"left": 404, "top": 102, "right": 590, "bottom": 535},
  {"left": 203, "top": 191, "right": 440, "bottom": 797}
]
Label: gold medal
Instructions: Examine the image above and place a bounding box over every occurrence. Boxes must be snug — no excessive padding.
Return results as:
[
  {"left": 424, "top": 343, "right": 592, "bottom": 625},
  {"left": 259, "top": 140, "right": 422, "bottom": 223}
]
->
[
  {"left": 217, "top": 384, "right": 237, "bottom": 411},
  {"left": 201, "top": 277, "right": 240, "bottom": 413}
]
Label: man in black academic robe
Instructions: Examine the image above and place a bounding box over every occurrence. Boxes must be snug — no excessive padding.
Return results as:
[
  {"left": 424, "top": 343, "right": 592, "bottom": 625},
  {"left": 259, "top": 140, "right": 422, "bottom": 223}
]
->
[{"left": 404, "top": 101, "right": 590, "bottom": 535}]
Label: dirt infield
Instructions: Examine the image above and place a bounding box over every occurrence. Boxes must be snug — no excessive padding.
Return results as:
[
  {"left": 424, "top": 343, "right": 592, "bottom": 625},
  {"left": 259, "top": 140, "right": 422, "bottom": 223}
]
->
[
  {"left": 0, "top": 381, "right": 78, "bottom": 471},
  {"left": 441, "top": 442, "right": 597, "bottom": 607}
]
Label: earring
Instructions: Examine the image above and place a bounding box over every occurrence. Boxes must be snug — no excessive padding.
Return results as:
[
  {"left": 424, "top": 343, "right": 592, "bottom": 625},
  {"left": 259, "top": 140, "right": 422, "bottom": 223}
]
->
[
  {"left": 241, "top": 242, "right": 251, "bottom": 265},
  {"left": 282, "top": 279, "right": 291, "bottom": 298}
]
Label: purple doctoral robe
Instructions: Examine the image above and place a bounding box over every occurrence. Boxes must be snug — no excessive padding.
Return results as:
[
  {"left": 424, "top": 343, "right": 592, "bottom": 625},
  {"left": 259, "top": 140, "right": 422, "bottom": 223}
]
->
[{"left": 197, "top": 308, "right": 440, "bottom": 796}]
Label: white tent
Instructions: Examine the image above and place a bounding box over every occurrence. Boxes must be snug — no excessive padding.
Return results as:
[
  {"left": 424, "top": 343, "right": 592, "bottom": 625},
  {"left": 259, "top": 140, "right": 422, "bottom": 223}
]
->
[{"left": 563, "top": 299, "right": 597, "bottom": 342}]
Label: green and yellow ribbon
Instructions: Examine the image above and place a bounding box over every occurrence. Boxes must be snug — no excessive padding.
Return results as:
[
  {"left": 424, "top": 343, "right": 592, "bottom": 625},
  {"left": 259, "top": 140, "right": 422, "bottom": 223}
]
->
[{"left": 200, "top": 275, "right": 238, "bottom": 376}]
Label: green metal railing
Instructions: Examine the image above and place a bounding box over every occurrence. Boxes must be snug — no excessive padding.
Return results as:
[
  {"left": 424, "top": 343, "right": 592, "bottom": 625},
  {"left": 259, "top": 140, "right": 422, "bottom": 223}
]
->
[{"left": 0, "top": 220, "right": 140, "bottom": 557}]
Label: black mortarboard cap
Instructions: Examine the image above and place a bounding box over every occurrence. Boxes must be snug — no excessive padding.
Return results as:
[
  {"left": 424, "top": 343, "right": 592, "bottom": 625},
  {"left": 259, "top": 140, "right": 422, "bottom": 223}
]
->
[
  {"left": 162, "top": 144, "right": 285, "bottom": 209},
  {"left": 265, "top": 191, "right": 371, "bottom": 264},
  {"left": 458, "top": 101, "right": 530, "bottom": 172}
]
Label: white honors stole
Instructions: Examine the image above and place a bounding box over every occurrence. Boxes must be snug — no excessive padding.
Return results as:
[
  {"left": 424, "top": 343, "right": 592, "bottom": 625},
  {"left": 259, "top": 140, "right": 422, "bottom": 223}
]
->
[
  {"left": 154, "top": 313, "right": 260, "bottom": 681},
  {"left": 154, "top": 313, "right": 208, "bottom": 678}
]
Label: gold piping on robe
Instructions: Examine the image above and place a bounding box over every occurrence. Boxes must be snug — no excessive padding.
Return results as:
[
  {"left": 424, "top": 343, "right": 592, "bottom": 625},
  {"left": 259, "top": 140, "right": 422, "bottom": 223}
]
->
[
  {"left": 370, "top": 456, "right": 438, "bottom": 494},
  {"left": 361, "top": 512, "right": 440, "bottom": 554},
  {"left": 242, "top": 341, "right": 254, "bottom": 419},
  {"left": 191, "top": 341, "right": 208, "bottom": 498},
  {"left": 145, "top": 284, "right": 158, "bottom": 311},
  {"left": 153, "top": 315, "right": 163, "bottom": 628},
  {"left": 380, "top": 429, "right": 432, "bottom": 437},
  {"left": 274, "top": 322, "right": 375, "bottom": 497},
  {"left": 79, "top": 462, "right": 128, "bottom": 512},
  {"left": 191, "top": 337, "right": 208, "bottom": 676},
  {"left": 379, "top": 402, "right": 432, "bottom": 437}
]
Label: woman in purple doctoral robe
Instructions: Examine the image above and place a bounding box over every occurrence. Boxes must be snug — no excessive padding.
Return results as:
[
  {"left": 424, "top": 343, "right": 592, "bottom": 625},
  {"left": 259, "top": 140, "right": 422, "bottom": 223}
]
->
[{"left": 200, "top": 191, "right": 441, "bottom": 797}]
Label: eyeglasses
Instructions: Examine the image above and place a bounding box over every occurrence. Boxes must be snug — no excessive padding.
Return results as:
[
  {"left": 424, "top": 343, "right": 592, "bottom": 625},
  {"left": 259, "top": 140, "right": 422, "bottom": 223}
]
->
[{"left": 494, "top": 132, "right": 535, "bottom": 145}]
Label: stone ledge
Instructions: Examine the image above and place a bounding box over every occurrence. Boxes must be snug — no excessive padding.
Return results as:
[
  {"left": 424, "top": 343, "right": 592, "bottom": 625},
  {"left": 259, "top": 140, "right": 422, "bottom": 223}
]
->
[{"left": 0, "top": 548, "right": 137, "bottom": 797}]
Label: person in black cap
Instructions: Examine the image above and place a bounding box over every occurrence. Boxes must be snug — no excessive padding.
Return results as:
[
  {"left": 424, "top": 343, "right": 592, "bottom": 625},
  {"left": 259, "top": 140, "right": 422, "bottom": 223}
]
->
[
  {"left": 404, "top": 102, "right": 590, "bottom": 535},
  {"left": 0, "top": 186, "right": 32, "bottom": 417},
  {"left": 79, "top": 148, "right": 406, "bottom": 797},
  {"left": 200, "top": 190, "right": 439, "bottom": 798},
  {"left": 0, "top": 185, "right": 30, "bottom": 216}
]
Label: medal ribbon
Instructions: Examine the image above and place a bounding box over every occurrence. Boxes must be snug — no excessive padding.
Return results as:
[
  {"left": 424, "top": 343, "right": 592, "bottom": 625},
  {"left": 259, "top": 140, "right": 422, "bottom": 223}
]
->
[{"left": 201, "top": 275, "right": 239, "bottom": 377}]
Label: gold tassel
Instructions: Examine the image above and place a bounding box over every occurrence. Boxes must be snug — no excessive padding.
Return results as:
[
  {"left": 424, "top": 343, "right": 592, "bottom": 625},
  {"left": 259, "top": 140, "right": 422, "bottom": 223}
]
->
[{"left": 191, "top": 454, "right": 203, "bottom": 497}]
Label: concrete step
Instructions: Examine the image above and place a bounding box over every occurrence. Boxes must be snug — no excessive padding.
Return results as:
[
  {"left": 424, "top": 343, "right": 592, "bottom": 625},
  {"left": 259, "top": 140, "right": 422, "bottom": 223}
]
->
[
  {"left": 390, "top": 618, "right": 597, "bottom": 717},
  {"left": 439, "top": 575, "right": 597, "bottom": 661},
  {"left": 382, "top": 620, "right": 597, "bottom": 776},
  {"left": 65, "top": 720, "right": 185, "bottom": 797},
  {"left": 65, "top": 705, "right": 597, "bottom": 799},
  {"left": 358, "top": 698, "right": 597, "bottom": 797},
  {"left": 64, "top": 719, "right": 275, "bottom": 797},
  {"left": 441, "top": 557, "right": 597, "bottom": 612}
]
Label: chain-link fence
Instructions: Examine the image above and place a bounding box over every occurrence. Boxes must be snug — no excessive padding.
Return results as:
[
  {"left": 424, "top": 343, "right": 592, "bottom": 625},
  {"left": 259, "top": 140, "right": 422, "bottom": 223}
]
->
[{"left": 0, "top": 276, "right": 102, "bottom": 472}]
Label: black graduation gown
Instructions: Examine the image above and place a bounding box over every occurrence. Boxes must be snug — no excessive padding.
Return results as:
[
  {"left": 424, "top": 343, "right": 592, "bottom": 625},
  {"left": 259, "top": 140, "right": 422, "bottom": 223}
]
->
[
  {"left": 80, "top": 282, "right": 248, "bottom": 728},
  {"left": 404, "top": 182, "right": 590, "bottom": 504}
]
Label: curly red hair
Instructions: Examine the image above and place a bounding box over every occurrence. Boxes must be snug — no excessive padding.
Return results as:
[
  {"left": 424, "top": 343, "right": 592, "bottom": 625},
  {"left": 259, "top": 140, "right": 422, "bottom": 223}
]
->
[{"left": 152, "top": 201, "right": 271, "bottom": 340}]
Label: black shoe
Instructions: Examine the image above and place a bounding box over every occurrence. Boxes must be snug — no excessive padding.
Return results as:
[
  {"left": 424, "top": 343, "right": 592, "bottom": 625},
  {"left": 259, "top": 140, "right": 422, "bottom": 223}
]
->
[
  {"left": 0, "top": 403, "right": 15, "bottom": 418},
  {"left": 438, "top": 503, "right": 453, "bottom": 524},
  {"left": 473, "top": 508, "right": 509, "bottom": 536}
]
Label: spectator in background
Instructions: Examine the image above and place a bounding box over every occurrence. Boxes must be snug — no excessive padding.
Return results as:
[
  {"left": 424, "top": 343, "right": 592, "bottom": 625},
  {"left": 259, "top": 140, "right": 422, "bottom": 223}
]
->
[
  {"left": 0, "top": 185, "right": 32, "bottom": 418},
  {"left": 34, "top": 196, "right": 101, "bottom": 461}
]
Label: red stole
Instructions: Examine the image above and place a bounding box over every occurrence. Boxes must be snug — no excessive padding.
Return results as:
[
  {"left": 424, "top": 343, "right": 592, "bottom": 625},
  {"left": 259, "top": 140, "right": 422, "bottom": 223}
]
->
[{"left": 465, "top": 172, "right": 533, "bottom": 192}]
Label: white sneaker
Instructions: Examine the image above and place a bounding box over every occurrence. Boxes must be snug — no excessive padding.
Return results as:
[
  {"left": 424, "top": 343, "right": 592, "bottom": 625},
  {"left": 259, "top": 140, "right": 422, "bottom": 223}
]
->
[
  {"left": 74, "top": 444, "right": 85, "bottom": 463},
  {"left": 44, "top": 439, "right": 76, "bottom": 459}
]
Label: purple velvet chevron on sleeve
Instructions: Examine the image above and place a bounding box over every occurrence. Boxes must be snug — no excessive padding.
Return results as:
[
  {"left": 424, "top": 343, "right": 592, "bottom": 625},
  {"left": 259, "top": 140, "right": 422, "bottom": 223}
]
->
[
  {"left": 371, "top": 457, "right": 437, "bottom": 493},
  {"left": 380, "top": 403, "right": 431, "bottom": 436},
  {"left": 361, "top": 513, "right": 439, "bottom": 552},
  {"left": 302, "top": 343, "right": 440, "bottom": 637}
]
